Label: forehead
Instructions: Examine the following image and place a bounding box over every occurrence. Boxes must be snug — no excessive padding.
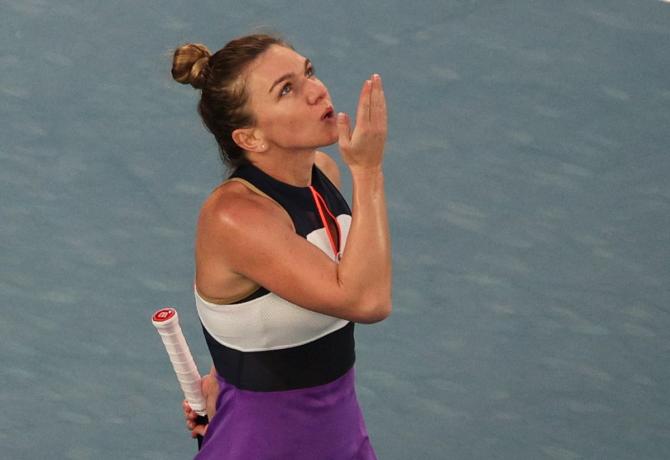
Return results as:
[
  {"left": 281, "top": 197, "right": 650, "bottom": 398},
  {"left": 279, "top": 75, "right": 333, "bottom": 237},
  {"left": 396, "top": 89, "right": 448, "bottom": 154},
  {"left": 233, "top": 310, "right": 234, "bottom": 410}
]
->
[{"left": 245, "top": 45, "right": 306, "bottom": 92}]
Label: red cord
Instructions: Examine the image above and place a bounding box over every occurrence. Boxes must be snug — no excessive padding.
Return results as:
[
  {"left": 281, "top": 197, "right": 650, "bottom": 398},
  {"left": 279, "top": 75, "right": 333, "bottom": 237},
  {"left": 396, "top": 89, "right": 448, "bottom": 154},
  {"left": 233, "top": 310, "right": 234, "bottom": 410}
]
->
[{"left": 308, "top": 186, "right": 342, "bottom": 260}]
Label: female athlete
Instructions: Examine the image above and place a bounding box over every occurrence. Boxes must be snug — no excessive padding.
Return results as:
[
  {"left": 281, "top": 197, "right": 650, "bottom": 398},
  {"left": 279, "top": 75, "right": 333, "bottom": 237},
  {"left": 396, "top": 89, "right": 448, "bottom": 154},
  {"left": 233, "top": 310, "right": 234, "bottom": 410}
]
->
[{"left": 171, "top": 33, "right": 391, "bottom": 459}]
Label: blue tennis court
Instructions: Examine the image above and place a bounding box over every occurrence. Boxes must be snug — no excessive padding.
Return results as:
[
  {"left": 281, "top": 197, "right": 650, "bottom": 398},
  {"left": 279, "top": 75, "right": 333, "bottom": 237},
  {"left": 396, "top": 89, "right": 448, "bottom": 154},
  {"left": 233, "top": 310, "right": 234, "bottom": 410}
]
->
[{"left": 2, "top": 1, "right": 669, "bottom": 458}]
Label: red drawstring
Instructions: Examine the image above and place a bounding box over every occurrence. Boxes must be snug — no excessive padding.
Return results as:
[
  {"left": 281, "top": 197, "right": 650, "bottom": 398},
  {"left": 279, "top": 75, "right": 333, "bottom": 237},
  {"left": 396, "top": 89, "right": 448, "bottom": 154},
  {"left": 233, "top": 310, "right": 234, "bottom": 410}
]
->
[{"left": 308, "top": 186, "right": 342, "bottom": 260}]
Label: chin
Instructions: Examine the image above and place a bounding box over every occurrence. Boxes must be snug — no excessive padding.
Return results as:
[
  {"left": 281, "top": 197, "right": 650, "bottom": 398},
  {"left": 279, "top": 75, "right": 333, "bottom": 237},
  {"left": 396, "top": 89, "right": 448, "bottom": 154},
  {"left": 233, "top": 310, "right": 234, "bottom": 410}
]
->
[
  {"left": 284, "top": 127, "right": 339, "bottom": 150},
  {"left": 308, "top": 131, "right": 338, "bottom": 149},
  {"left": 323, "top": 126, "right": 339, "bottom": 145},
  {"left": 324, "top": 133, "right": 339, "bottom": 146}
]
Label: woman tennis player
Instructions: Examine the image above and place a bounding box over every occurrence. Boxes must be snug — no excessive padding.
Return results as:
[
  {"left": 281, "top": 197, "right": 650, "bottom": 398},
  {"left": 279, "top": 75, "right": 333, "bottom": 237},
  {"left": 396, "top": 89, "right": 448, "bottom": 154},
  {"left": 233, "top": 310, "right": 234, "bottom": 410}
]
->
[{"left": 172, "top": 33, "right": 391, "bottom": 459}]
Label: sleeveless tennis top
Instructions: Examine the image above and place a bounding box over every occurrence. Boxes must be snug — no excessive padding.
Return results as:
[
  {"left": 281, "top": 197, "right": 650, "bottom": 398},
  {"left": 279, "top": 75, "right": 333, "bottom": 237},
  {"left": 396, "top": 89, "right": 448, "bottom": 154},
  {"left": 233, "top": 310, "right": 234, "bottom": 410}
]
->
[{"left": 193, "top": 162, "right": 377, "bottom": 460}]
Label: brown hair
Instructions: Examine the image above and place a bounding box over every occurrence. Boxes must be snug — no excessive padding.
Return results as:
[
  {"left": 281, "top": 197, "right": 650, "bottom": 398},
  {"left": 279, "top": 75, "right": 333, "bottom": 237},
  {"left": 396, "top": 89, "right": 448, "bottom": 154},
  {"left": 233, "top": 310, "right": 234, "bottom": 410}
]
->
[{"left": 171, "top": 34, "right": 291, "bottom": 169}]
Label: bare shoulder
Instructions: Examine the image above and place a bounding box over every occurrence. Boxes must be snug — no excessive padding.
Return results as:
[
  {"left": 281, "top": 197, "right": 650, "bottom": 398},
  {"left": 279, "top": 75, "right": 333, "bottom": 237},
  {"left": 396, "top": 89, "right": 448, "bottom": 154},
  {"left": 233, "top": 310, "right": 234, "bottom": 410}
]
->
[
  {"left": 314, "top": 151, "right": 342, "bottom": 189},
  {"left": 195, "top": 180, "right": 293, "bottom": 300},
  {"left": 198, "top": 180, "right": 292, "bottom": 239}
]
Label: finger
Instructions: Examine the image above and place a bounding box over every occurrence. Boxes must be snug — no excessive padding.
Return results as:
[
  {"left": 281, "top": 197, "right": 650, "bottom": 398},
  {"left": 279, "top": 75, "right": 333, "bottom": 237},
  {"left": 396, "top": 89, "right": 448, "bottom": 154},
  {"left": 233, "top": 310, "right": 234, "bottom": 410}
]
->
[
  {"left": 337, "top": 112, "right": 351, "bottom": 148},
  {"left": 370, "top": 74, "right": 387, "bottom": 128},
  {"left": 354, "top": 79, "right": 372, "bottom": 127},
  {"left": 191, "top": 424, "right": 208, "bottom": 438}
]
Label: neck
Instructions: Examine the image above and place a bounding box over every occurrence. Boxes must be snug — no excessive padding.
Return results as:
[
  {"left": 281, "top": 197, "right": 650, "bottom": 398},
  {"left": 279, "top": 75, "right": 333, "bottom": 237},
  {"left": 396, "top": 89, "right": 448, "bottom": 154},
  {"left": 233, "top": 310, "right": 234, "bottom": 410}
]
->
[{"left": 247, "top": 148, "right": 316, "bottom": 187}]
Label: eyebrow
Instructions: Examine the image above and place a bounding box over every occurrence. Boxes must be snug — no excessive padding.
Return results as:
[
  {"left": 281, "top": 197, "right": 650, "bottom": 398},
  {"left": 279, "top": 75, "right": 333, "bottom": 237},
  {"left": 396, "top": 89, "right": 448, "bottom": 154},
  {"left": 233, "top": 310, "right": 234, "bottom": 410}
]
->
[{"left": 268, "top": 58, "right": 311, "bottom": 94}]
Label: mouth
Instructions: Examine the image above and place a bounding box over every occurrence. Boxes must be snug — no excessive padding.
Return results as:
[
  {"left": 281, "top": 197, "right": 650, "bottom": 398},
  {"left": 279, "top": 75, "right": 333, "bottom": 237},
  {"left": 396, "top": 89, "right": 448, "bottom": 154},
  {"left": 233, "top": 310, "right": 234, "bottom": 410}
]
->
[{"left": 320, "top": 106, "right": 335, "bottom": 121}]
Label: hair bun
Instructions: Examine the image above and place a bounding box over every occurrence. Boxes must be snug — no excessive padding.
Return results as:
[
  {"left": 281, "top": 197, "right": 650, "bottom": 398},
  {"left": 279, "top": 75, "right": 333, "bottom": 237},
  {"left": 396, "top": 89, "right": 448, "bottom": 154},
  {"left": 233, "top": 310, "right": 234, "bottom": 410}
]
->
[{"left": 172, "top": 43, "right": 211, "bottom": 89}]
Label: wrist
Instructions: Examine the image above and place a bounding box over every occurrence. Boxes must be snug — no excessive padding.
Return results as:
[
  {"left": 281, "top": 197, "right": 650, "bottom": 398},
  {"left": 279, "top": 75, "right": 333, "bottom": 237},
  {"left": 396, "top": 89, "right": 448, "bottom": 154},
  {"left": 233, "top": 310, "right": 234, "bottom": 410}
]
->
[{"left": 349, "top": 165, "right": 383, "bottom": 179}]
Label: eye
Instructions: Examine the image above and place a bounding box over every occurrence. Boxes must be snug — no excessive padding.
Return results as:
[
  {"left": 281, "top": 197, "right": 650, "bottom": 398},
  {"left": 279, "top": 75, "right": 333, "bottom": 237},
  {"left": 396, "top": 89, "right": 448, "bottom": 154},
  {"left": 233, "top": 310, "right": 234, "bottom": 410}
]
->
[
  {"left": 306, "top": 65, "right": 315, "bottom": 78},
  {"left": 279, "top": 82, "right": 292, "bottom": 97}
]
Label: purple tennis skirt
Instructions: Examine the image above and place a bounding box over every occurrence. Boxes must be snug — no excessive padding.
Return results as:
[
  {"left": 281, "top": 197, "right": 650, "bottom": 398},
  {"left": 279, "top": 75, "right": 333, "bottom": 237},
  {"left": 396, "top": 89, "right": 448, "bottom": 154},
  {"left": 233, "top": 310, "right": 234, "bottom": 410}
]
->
[{"left": 194, "top": 367, "right": 377, "bottom": 460}]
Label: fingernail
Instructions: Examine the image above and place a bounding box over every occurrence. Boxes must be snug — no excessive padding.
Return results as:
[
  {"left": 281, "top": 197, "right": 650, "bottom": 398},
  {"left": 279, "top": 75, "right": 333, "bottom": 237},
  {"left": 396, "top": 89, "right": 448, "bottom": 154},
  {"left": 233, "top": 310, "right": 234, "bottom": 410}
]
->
[{"left": 373, "top": 74, "right": 380, "bottom": 80}]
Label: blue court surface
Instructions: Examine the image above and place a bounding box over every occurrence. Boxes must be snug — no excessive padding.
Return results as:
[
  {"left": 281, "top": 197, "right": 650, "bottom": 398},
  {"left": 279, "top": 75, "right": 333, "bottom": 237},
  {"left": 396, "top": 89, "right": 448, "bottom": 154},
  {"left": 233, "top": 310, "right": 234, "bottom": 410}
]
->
[{"left": 2, "top": 1, "right": 669, "bottom": 459}]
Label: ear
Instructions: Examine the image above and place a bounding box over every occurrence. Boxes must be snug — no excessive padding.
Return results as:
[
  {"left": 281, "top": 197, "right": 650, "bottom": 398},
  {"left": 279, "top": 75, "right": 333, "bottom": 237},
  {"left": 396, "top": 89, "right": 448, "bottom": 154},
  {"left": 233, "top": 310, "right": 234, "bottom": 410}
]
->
[{"left": 232, "top": 127, "right": 268, "bottom": 153}]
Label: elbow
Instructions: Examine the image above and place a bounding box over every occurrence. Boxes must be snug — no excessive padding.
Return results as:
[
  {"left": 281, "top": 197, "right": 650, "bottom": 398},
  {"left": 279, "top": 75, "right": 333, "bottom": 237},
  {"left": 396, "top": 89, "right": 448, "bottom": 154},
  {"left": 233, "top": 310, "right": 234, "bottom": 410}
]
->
[
  {"left": 365, "top": 302, "right": 392, "bottom": 324},
  {"left": 354, "top": 295, "right": 392, "bottom": 324}
]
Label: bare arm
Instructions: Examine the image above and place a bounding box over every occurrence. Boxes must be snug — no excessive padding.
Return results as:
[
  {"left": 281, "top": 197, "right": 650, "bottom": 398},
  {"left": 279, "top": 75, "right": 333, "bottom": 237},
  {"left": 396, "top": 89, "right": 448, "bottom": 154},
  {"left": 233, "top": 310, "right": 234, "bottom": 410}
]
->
[{"left": 334, "top": 74, "right": 391, "bottom": 321}]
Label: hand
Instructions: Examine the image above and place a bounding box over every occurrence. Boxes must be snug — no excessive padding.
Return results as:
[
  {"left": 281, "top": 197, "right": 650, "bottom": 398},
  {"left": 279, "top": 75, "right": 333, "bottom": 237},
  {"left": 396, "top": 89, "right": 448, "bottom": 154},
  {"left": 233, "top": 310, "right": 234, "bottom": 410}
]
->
[
  {"left": 183, "top": 367, "right": 220, "bottom": 438},
  {"left": 183, "top": 399, "right": 208, "bottom": 438},
  {"left": 337, "top": 74, "right": 387, "bottom": 172}
]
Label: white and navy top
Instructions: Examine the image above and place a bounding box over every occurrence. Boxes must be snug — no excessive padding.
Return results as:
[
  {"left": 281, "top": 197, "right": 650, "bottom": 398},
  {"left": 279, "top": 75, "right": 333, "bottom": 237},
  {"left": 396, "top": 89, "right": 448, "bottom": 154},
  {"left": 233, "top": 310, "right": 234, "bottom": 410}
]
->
[
  {"left": 193, "top": 162, "right": 378, "bottom": 459},
  {"left": 195, "top": 162, "right": 355, "bottom": 392}
]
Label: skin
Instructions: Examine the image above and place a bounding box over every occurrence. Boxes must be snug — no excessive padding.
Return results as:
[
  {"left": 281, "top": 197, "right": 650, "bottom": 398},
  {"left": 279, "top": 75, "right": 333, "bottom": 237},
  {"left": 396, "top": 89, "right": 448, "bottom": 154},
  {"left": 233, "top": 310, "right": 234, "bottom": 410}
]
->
[{"left": 184, "top": 44, "right": 391, "bottom": 438}]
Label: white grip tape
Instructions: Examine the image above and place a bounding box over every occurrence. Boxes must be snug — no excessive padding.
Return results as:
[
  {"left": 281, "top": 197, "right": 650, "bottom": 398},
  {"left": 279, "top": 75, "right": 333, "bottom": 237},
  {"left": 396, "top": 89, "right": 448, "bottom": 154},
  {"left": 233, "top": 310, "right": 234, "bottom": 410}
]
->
[{"left": 152, "top": 308, "right": 207, "bottom": 415}]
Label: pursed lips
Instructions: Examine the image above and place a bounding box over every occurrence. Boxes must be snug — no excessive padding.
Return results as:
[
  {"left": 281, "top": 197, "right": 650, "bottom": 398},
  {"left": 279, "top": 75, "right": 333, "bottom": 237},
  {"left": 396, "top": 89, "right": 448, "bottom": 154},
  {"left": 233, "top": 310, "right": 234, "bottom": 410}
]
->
[{"left": 320, "top": 105, "right": 335, "bottom": 120}]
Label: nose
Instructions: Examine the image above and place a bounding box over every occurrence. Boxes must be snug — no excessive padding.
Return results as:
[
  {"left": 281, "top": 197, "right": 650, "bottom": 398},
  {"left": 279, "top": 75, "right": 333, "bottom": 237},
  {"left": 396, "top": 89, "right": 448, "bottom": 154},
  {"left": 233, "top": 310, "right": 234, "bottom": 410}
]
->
[{"left": 305, "top": 78, "right": 327, "bottom": 105}]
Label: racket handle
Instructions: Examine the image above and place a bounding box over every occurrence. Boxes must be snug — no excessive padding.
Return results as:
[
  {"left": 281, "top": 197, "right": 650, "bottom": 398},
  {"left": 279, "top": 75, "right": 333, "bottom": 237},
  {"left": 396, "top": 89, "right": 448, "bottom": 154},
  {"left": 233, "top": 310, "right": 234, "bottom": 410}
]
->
[{"left": 152, "top": 307, "right": 207, "bottom": 416}]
